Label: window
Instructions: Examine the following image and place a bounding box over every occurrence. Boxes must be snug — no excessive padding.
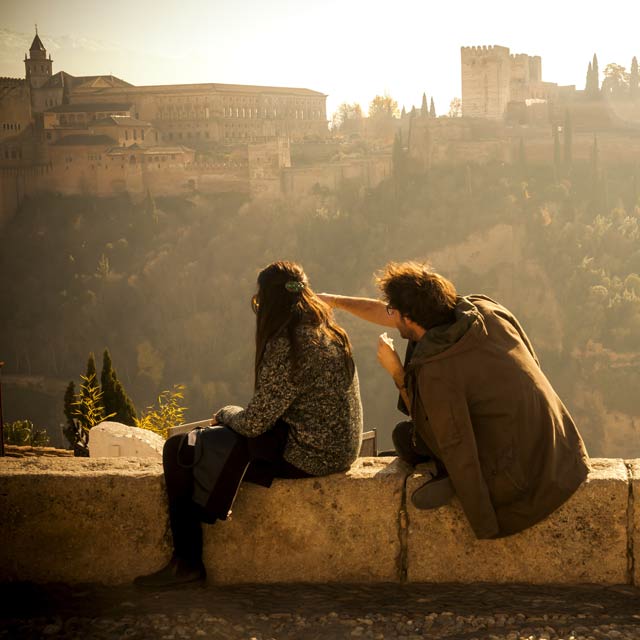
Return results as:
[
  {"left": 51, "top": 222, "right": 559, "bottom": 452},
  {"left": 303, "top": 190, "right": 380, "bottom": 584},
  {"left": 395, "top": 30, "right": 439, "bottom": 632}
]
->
[{"left": 141, "top": 130, "right": 145, "bottom": 140}]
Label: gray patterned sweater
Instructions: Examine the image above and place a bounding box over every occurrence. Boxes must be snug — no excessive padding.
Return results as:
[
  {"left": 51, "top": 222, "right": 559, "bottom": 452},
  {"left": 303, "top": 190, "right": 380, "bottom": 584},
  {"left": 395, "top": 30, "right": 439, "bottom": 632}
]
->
[{"left": 215, "top": 324, "right": 363, "bottom": 476}]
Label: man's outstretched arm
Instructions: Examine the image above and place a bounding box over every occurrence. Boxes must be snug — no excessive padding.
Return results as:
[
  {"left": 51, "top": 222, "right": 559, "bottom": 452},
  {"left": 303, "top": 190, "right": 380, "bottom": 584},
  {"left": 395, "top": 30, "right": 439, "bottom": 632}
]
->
[{"left": 318, "top": 293, "right": 396, "bottom": 328}]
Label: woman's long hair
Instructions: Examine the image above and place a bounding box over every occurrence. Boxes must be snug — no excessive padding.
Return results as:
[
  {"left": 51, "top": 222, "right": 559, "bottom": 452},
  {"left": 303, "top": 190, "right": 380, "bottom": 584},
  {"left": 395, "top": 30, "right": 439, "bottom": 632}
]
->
[{"left": 253, "top": 261, "right": 354, "bottom": 387}]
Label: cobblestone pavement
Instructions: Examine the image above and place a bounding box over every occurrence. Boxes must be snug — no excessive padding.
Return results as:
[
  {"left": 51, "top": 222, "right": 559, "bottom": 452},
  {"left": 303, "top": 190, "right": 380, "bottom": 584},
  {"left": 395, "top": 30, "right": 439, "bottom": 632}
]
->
[{"left": 1, "top": 582, "right": 639, "bottom": 639}]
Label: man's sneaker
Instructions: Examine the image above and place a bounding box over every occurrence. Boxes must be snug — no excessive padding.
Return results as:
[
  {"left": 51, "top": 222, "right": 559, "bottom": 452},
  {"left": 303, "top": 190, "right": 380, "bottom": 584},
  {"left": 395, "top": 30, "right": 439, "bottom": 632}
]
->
[
  {"left": 411, "top": 473, "right": 455, "bottom": 509},
  {"left": 134, "top": 556, "right": 206, "bottom": 588}
]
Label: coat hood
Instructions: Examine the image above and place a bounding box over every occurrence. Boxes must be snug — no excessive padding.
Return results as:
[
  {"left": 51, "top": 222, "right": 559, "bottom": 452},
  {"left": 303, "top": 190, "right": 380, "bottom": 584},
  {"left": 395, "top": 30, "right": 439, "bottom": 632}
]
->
[{"left": 407, "top": 296, "right": 486, "bottom": 368}]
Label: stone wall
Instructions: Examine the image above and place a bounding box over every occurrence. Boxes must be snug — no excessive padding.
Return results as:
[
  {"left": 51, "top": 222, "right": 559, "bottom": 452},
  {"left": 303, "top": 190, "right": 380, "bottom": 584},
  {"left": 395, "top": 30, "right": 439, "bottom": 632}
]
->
[{"left": 0, "top": 457, "right": 637, "bottom": 586}]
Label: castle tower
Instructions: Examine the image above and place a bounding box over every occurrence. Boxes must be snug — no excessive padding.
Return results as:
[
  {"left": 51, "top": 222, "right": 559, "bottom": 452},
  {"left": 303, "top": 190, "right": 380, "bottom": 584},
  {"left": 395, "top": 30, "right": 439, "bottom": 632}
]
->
[
  {"left": 24, "top": 28, "right": 53, "bottom": 89},
  {"left": 461, "top": 45, "right": 511, "bottom": 119}
]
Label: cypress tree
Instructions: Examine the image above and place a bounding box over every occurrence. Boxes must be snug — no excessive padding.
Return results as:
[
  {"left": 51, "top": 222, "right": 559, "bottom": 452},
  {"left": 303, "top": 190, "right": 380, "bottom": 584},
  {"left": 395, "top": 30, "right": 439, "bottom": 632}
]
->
[
  {"left": 592, "top": 54, "right": 600, "bottom": 94},
  {"left": 553, "top": 125, "right": 561, "bottom": 174},
  {"left": 63, "top": 380, "right": 77, "bottom": 449},
  {"left": 630, "top": 57, "right": 639, "bottom": 101},
  {"left": 518, "top": 137, "right": 527, "bottom": 172},
  {"left": 410, "top": 105, "right": 416, "bottom": 118},
  {"left": 101, "top": 348, "right": 137, "bottom": 425},
  {"left": 421, "top": 92, "right": 429, "bottom": 117},
  {"left": 585, "top": 61, "right": 593, "bottom": 92},
  {"left": 563, "top": 110, "right": 573, "bottom": 171},
  {"left": 401, "top": 105, "right": 406, "bottom": 118},
  {"left": 429, "top": 97, "right": 436, "bottom": 118}
]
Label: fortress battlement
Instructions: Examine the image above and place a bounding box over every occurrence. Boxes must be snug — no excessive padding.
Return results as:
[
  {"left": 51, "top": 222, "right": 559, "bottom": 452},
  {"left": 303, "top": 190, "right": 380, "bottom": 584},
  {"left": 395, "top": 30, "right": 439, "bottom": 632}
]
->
[
  {"left": 0, "top": 77, "right": 25, "bottom": 86},
  {"left": 461, "top": 45, "right": 510, "bottom": 56}
]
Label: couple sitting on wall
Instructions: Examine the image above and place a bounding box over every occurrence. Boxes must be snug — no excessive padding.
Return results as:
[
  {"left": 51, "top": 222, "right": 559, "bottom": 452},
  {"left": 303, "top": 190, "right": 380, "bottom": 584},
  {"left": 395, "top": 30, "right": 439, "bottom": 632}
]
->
[{"left": 135, "top": 260, "right": 590, "bottom": 588}]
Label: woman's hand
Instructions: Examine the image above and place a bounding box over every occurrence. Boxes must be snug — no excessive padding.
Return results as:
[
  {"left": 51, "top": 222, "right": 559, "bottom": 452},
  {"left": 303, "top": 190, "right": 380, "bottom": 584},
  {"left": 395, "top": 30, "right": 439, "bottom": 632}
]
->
[
  {"left": 377, "top": 333, "right": 404, "bottom": 386},
  {"left": 210, "top": 410, "right": 220, "bottom": 427}
]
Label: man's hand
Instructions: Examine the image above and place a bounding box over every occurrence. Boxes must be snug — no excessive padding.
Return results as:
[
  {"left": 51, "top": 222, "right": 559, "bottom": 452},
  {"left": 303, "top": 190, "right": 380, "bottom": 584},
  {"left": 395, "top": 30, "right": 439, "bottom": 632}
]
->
[
  {"left": 210, "top": 411, "right": 220, "bottom": 427},
  {"left": 377, "top": 332, "right": 404, "bottom": 385}
]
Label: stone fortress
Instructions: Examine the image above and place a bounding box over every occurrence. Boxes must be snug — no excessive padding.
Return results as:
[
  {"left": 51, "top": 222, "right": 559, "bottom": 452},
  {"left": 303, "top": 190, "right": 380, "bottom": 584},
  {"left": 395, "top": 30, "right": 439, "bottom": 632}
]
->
[{"left": 1, "top": 32, "right": 640, "bottom": 227}]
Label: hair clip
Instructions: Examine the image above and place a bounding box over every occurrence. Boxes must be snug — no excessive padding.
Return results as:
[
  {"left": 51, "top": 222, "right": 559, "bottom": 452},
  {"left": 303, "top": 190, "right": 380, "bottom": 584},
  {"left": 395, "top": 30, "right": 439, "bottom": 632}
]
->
[{"left": 285, "top": 281, "right": 305, "bottom": 293}]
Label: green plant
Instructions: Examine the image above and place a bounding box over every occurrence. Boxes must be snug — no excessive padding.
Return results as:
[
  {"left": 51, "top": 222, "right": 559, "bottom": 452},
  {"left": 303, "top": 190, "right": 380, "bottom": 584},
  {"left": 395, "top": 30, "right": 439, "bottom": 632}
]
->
[
  {"left": 135, "top": 384, "right": 187, "bottom": 439},
  {"left": 101, "top": 348, "right": 137, "bottom": 425},
  {"left": 4, "top": 420, "right": 50, "bottom": 447},
  {"left": 67, "top": 373, "right": 115, "bottom": 456}
]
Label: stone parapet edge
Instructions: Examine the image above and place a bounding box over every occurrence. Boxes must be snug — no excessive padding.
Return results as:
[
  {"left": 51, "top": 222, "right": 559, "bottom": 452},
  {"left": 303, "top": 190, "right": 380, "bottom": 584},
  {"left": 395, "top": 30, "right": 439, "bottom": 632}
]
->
[{"left": 0, "top": 457, "right": 638, "bottom": 586}]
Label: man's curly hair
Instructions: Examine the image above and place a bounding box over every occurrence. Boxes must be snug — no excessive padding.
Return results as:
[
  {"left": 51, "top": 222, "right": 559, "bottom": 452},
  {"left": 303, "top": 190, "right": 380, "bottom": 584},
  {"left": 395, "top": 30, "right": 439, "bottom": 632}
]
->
[{"left": 375, "top": 261, "right": 457, "bottom": 330}]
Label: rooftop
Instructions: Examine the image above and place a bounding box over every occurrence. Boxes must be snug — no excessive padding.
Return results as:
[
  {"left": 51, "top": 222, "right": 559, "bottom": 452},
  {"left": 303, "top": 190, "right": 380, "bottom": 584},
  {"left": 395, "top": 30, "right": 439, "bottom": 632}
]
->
[
  {"left": 46, "top": 103, "right": 132, "bottom": 114},
  {"left": 52, "top": 134, "right": 117, "bottom": 147}
]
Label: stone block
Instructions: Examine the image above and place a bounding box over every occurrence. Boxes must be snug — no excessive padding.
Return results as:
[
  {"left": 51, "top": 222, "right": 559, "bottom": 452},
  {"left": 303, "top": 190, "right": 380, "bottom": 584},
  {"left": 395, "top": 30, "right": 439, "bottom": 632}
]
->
[
  {"left": 629, "top": 459, "right": 640, "bottom": 587},
  {"left": 89, "top": 421, "right": 164, "bottom": 458},
  {"left": 204, "top": 457, "right": 409, "bottom": 583},
  {"left": 0, "top": 458, "right": 170, "bottom": 584},
  {"left": 406, "top": 458, "right": 629, "bottom": 584}
]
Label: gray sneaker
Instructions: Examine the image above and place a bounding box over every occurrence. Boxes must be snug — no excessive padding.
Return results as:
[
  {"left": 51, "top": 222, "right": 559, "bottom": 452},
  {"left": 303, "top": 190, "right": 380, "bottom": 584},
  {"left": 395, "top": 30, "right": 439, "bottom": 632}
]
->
[{"left": 411, "top": 473, "right": 455, "bottom": 509}]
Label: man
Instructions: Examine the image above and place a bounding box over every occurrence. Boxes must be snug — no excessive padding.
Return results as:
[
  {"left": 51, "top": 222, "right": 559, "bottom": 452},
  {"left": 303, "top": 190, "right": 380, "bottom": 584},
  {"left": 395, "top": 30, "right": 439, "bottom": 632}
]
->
[{"left": 320, "top": 262, "right": 589, "bottom": 539}]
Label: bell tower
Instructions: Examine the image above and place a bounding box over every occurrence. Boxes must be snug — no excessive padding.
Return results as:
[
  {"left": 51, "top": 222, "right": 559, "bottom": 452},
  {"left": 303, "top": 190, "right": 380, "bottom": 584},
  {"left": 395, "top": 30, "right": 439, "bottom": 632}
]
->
[{"left": 24, "top": 26, "right": 53, "bottom": 89}]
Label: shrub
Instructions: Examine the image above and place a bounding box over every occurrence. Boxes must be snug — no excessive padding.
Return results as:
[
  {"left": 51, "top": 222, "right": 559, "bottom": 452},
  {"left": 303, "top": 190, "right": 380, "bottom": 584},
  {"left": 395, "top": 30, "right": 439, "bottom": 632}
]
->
[
  {"left": 4, "top": 420, "right": 50, "bottom": 447},
  {"left": 135, "top": 384, "right": 187, "bottom": 439}
]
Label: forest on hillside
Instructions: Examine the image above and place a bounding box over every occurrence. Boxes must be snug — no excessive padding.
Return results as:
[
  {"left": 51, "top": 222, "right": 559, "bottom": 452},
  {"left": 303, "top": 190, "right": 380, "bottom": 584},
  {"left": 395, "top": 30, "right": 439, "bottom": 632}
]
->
[{"left": 1, "top": 155, "right": 639, "bottom": 455}]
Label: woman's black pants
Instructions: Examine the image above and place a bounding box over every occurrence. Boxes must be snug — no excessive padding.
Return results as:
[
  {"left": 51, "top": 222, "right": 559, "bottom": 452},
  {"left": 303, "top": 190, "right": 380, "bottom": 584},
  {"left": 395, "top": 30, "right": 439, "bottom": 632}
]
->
[{"left": 162, "top": 422, "right": 310, "bottom": 567}]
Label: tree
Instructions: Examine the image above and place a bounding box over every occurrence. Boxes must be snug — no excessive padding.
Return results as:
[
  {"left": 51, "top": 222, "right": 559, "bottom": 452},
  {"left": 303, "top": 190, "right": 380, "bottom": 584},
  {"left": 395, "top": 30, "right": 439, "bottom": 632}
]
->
[
  {"left": 66, "top": 372, "right": 114, "bottom": 456},
  {"left": 101, "top": 348, "right": 137, "bottom": 426},
  {"left": 63, "top": 380, "right": 76, "bottom": 449},
  {"left": 421, "top": 92, "right": 429, "bottom": 117},
  {"left": 586, "top": 54, "right": 601, "bottom": 98},
  {"left": 429, "top": 97, "right": 436, "bottom": 118},
  {"left": 392, "top": 131, "right": 407, "bottom": 183},
  {"left": 631, "top": 57, "right": 639, "bottom": 100},
  {"left": 518, "top": 137, "right": 527, "bottom": 172},
  {"left": 331, "top": 102, "right": 363, "bottom": 132},
  {"left": 448, "top": 97, "right": 462, "bottom": 118},
  {"left": 553, "top": 124, "right": 561, "bottom": 175},
  {"left": 401, "top": 105, "right": 406, "bottom": 118},
  {"left": 563, "top": 110, "right": 573, "bottom": 171},
  {"left": 585, "top": 61, "right": 593, "bottom": 92},
  {"left": 602, "top": 63, "right": 629, "bottom": 97},
  {"left": 368, "top": 94, "right": 399, "bottom": 118}
]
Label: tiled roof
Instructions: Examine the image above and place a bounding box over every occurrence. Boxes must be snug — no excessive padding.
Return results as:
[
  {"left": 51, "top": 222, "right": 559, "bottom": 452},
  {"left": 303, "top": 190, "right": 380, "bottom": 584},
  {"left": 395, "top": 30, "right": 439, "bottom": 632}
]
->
[
  {"left": 104, "top": 82, "right": 326, "bottom": 97},
  {"left": 106, "top": 145, "right": 192, "bottom": 155},
  {"left": 92, "top": 116, "right": 152, "bottom": 127},
  {"left": 46, "top": 103, "right": 132, "bottom": 114},
  {"left": 52, "top": 134, "right": 116, "bottom": 146},
  {"left": 42, "top": 72, "right": 132, "bottom": 90}
]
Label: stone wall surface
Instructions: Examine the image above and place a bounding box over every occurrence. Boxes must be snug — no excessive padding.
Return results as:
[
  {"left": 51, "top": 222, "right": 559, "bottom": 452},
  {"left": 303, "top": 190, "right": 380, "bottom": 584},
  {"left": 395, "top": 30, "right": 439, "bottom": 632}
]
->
[
  {"left": 0, "top": 457, "right": 637, "bottom": 586},
  {"left": 204, "top": 458, "right": 408, "bottom": 584},
  {"left": 0, "top": 458, "right": 170, "bottom": 584},
  {"left": 630, "top": 459, "right": 639, "bottom": 587},
  {"left": 406, "top": 459, "right": 629, "bottom": 584}
]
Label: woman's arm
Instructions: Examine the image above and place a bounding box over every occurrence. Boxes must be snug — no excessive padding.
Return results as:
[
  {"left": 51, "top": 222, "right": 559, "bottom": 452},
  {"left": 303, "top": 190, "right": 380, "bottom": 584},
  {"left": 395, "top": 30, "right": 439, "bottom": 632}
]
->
[
  {"left": 216, "top": 338, "right": 299, "bottom": 437},
  {"left": 318, "top": 293, "right": 396, "bottom": 328}
]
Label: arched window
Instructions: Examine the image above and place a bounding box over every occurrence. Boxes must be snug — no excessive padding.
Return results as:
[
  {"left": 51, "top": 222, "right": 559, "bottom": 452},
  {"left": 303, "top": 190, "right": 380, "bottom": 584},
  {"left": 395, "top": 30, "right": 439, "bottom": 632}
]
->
[{"left": 129, "top": 155, "right": 136, "bottom": 164}]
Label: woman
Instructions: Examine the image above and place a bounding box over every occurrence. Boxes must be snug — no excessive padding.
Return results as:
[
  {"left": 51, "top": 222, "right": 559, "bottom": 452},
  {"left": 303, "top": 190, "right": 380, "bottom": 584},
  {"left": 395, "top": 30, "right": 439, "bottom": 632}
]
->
[{"left": 135, "top": 261, "right": 363, "bottom": 587}]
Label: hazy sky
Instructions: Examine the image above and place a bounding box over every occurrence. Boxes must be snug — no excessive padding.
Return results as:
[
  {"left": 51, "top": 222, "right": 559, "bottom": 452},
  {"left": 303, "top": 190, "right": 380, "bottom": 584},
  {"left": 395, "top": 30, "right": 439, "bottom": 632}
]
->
[{"left": 2, "top": 0, "right": 639, "bottom": 117}]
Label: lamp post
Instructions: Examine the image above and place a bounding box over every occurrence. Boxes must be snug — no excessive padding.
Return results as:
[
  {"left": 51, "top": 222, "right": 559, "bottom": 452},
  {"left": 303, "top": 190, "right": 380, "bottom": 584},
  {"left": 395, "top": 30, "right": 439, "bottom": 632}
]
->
[{"left": 0, "top": 361, "right": 4, "bottom": 457}]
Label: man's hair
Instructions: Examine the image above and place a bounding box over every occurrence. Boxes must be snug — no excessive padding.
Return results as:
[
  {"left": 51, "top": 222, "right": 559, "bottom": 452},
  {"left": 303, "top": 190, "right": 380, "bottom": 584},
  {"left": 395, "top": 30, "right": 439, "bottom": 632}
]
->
[{"left": 375, "top": 261, "right": 457, "bottom": 330}]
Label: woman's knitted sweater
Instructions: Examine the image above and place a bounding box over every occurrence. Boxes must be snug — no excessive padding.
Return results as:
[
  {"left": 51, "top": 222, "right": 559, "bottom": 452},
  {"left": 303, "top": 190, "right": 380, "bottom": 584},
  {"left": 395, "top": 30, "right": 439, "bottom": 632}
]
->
[{"left": 216, "top": 325, "right": 363, "bottom": 476}]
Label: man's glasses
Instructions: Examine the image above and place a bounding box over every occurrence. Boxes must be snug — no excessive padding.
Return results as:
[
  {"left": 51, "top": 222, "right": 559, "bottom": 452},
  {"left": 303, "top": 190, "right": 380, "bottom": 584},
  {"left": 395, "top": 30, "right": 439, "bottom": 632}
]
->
[{"left": 251, "top": 295, "right": 260, "bottom": 314}]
